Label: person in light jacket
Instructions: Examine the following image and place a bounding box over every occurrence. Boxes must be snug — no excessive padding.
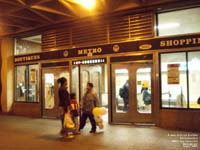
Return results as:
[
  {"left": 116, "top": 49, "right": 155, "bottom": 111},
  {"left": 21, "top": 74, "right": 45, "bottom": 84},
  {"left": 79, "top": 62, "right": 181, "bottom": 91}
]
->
[{"left": 79, "top": 82, "right": 99, "bottom": 133}]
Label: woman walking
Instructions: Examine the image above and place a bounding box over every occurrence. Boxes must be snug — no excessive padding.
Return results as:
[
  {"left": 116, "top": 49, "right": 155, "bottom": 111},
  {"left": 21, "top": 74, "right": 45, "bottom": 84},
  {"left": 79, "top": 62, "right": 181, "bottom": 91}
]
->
[{"left": 57, "top": 77, "right": 70, "bottom": 135}]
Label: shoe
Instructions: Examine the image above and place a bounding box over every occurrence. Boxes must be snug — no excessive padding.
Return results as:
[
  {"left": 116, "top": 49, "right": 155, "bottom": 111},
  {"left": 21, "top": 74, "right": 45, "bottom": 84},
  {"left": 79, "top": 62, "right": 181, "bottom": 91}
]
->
[
  {"left": 89, "top": 130, "right": 96, "bottom": 133},
  {"left": 59, "top": 129, "right": 65, "bottom": 135},
  {"left": 66, "top": 135, "right": 75, "bottom": 139},
  {"left": 74, "top": 131, "right": 81, "bottom": 135}
]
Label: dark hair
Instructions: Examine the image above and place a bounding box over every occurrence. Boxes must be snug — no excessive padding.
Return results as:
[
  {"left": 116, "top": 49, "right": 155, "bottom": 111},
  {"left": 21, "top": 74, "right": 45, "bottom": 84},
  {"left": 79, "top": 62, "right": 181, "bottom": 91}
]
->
[
  {"left": 87, "top": 82, "right": 93, "bottom": 88},
  {"left": 70, "top": 93, "right": 76, "bottom": 99},
  {"left": 57, "top": 77, "right": 67, "bottom": 87},
  {"left": 197, "top": 97, "right": 200, "bottom": 105}
]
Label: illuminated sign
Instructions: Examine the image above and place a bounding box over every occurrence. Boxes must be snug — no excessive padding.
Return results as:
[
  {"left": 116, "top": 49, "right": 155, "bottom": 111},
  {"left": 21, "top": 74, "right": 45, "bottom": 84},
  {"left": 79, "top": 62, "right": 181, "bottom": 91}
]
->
[
  {"left": 139, "top": 44, "right": 152, "bottom": 50},
  {"left": 73, "top": 58, "right": 106, "bottom": 65},
  {"left": 160, "top": 38, "right": 200, "bottom": 47},
  {"left": 78, "top": 47, "right": 102, "bottom": 56},
  {"left": 14, "top": 55, "right": 40, "bottom": 63}
]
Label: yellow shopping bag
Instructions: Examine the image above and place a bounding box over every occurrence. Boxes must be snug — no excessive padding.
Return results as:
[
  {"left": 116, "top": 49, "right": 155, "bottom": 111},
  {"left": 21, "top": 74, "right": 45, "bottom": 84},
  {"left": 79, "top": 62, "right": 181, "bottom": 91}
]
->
[{"left": 63, "top": 111, "right": 75, "bottom": 129}]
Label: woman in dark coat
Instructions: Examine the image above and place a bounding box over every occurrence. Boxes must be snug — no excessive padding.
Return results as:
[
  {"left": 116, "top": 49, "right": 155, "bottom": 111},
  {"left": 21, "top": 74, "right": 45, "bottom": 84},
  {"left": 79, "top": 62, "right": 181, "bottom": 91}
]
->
[{"left": 57, "top": 77, "right": 70, "bottom": 134}]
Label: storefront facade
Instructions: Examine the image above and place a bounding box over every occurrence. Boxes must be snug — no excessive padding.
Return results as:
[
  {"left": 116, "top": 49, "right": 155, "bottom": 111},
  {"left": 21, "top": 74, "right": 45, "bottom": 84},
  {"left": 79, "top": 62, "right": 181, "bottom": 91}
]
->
[
  {"left": 12, "top": 33, "right": 200, "bottom": 131},
  {"left": 1, "top": 5, "right": 200, "bottom": 131}
]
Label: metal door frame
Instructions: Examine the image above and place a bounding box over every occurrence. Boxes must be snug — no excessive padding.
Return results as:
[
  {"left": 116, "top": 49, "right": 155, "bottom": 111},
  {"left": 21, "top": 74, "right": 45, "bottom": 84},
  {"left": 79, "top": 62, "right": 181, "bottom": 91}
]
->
[
  {"left": 41, "top": 67, "right": 69, "bottom": 118},
  {"left": 111, "top": 62, "right": 154, "bottom": 123}
]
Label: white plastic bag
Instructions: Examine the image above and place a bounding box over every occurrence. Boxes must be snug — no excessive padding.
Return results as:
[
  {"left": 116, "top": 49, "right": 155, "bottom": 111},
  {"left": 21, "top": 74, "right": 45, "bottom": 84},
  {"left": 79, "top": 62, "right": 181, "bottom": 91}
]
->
[
  {"left": 95, "top": 116, "right": 104, "bottom": 129},
  {"left": 63, "top": 111, "right": 75, "bottom": 129}
]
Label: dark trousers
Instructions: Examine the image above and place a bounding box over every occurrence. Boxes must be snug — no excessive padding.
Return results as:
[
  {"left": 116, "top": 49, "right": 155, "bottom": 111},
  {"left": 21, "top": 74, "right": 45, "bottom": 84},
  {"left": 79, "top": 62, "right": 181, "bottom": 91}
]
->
[{"left": 79, "top": 112, "right": 96, "bottom": 132}]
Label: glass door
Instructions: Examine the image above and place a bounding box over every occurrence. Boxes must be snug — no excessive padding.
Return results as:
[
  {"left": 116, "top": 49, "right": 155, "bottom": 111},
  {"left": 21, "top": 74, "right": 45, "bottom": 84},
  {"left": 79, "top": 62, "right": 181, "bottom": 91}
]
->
[
  {"left": 79, "top": 64, "right": 108, "bottom": 121},
  {"left": 42, "top": 67, "right": 69, "bottom": 118},
  {"left": 111, "top": 63, "right": 153, "bottom": 123},
  {"left": 111, "top": 64, "right": 131, "bottom": 122},
  {"left": 80, "top": 64, "right": 108, "bottom": 108}
]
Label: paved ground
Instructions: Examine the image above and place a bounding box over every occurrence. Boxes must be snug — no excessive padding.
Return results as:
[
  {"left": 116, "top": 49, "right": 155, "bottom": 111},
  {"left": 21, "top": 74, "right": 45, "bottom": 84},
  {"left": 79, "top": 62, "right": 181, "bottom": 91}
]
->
[{"left": 0, "top": 115, "right": 199, "bottom": 150}]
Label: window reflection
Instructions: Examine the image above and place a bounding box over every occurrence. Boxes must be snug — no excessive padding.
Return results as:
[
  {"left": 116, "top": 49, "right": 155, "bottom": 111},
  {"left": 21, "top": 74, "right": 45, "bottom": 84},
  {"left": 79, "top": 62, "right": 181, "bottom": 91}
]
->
[
  {"left": 15, "top": 64, "right": 39, "bottom": 102},
  {"left": 188, "top": 52, "right": 200, "bottom": 108},
  {"left": 161, "top": 53, "right": 188, "bottom": 108},
  {"left": 15, "top": 35, "right": 41, "bottom": 55},
  {"left": 157, "top": 7, "right": 200, "bottom": 36},
  {"left": 136, "top": 68, "right": 152, "bottom": 114},
  {"left": 44, "top": 74, "right": 55, "bottom": 109},
  {"left": 80, "top": 65, "right": 108, "bottom": 109},
  {"left": 115, "top": 69, "right": 129, "bottom": 112}
]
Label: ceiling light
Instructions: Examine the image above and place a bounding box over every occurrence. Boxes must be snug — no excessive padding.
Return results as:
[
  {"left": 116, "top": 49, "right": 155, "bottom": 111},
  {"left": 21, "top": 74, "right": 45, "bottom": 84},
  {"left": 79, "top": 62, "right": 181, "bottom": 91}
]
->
[{"left": 74, "top": 0, "right": 96, "bottom": 9}]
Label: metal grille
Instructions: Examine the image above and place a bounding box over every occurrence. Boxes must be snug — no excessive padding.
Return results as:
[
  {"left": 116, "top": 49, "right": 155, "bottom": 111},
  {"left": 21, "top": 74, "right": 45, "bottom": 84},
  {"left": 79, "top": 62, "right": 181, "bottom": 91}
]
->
[
  {"left": 42, "top": 30, "right": 56, "bottom": 50},
  {"left": 130, "top": 13, "right": 154, "bottom": 39},
  {"left": 42, "top": 28, "right": 71, "bottom": 50},
  {"left": 109, "top": 16, "right": 130, "bottom": 43},
  {"left": 72, "top": 19, "right": 107, "bottom": 47},
  {"left": 42, "top": 12, "right": 154, "bottom": 50},
  {"left": 55, "top": 28, "right": 71, "bottom": 48}
]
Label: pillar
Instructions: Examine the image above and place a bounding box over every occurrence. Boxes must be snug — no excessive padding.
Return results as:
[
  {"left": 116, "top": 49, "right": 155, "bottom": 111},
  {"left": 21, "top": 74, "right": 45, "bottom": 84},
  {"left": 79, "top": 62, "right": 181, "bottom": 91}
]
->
[{"left": 0, "top": 26, "right": 14, "bottom": 113}]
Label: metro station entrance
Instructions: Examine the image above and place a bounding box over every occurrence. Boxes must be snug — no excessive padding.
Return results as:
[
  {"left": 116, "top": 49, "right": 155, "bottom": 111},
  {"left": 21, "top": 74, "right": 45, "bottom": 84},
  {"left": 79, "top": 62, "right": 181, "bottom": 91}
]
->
[
  {"left": 42, "top": 67, "right": 70, "bottom": 118},
  {"left": 80, "top": 64, "right": 108, "bottom": 107},
  {"left": 71, "top": 58, "right": 108, "bottom": 121},
  {"left": 111, "top": 62, "right": 154, "bottom": 123}
]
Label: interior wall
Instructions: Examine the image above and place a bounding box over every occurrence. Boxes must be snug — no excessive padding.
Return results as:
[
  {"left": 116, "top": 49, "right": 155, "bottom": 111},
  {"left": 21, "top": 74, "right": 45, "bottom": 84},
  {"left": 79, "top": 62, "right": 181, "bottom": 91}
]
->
[
  {"left": 1, "top": 36, "right": 14, "bottom": 113},
  {"left": 160, "top": 109, "right": 200, "bottom": 131}
]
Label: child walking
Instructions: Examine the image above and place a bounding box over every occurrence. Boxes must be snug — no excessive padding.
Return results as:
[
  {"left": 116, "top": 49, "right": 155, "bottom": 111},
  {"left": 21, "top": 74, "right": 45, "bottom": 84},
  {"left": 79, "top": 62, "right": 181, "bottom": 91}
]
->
[{"left": 70, "top": 93, "right": 80, "bottom": 134}]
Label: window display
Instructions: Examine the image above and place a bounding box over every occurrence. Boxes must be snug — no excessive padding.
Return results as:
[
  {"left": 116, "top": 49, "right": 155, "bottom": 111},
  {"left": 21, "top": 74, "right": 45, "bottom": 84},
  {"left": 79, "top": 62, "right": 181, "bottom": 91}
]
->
[
  {"left": 160, "top": 52, "right": 200, "bottom": 109},
  {"left": 188, "top": 52, "right": 200, "bottom": 108},
  {"left": 15, "top": 64, "right": 39, "bottom": 102}
]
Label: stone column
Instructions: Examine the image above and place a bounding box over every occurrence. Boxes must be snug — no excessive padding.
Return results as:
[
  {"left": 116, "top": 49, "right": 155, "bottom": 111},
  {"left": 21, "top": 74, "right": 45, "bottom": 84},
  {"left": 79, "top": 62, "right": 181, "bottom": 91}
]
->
[{"left": 0, "top": 26, "right": 14, "bottom": 113}]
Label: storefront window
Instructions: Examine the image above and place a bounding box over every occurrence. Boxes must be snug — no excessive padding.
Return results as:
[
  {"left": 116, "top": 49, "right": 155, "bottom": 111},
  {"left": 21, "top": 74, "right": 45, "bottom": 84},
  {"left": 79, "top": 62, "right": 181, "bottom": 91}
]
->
[
  {"left": 115, "top": 69, "right": 129, "bottom": 112},
  {"left": 44, "top": 73, "right": 55, "bottom": 109},
  {"left": 71, "top": 66, "right": 79, "bottom": 102},
  {"left": 188, "top": 52, "right": 200, "bottom": 109},
  {"left": 160, "top": 53, "right": 188, "bottom": 108},
  {"left": 15, "top": 64, "right": 39, "bottom": 102},
  {"left": 136, "top": 68, "right": 152, "bottom": 114},
  {"left": 160, "top": 52, "right": 200, "bottom": 109},
  {"left": 157, "top": 7, "right": 200, "bottom": 36},
  {"left": 15, "top": 35, "right": 41, "bottom": 55}
]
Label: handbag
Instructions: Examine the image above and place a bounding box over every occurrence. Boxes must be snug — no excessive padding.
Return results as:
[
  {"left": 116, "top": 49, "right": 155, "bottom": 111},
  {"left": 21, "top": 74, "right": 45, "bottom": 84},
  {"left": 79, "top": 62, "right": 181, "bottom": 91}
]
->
[{"left": 63, "top": 110, "right": 75, "bottom": 129}]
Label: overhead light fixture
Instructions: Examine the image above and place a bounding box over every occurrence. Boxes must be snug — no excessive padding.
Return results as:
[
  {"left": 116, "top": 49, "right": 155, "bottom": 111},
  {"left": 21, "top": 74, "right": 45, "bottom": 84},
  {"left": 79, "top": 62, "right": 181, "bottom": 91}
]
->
[
  {"left": 156, "top": 23, "right": 180, "bottom": 30},
  {"left": 74, "top": 0, "right": 96, "bottom": 9}
]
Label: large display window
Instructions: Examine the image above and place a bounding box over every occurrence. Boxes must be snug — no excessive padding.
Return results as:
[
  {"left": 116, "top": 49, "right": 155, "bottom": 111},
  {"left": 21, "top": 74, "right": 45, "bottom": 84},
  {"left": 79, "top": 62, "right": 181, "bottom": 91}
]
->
[
  {"left": 15, "top": 64, "right": 39, "bottom": 102},
  {"left": 157, "top": 7, "right": 200, "bottom": 36},
  {"left": 15, "top": 35, "right": 41, "bottom": 55},
  {"left": 160, "top": 51, "right": 200, "bottom": 109}
]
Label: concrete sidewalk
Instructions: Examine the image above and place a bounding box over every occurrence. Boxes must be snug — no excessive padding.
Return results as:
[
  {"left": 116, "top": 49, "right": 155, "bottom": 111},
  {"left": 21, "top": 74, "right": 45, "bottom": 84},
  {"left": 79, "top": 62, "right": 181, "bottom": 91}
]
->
[{"left": 0, "top": 115, "right": 199, "bottom": 150}]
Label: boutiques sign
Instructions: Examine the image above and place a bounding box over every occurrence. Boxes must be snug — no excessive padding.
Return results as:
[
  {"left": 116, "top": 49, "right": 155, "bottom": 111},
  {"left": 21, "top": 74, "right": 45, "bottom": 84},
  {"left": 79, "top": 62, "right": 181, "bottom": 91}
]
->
[{"left": 14, "top": 55, "right": 40, "bottom": 63}]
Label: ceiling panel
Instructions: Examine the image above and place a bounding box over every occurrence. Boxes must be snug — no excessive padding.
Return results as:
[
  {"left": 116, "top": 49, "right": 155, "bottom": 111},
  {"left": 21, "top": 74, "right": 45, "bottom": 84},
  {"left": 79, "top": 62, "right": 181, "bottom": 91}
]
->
[{"left": 0, "top": 0, "right": 199, "bottom": 36}]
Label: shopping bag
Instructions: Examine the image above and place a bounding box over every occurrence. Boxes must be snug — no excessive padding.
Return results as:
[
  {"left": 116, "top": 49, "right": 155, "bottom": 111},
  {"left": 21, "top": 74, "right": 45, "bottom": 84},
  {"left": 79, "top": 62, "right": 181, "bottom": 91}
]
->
[
  {"left": 92, "top": 107, "right": 107, "bottom": 129},
  {"left": 95, "top": 116, "right": 104, "bottom": 129},
  {"left": 63, "top": 111, "right": 75, "bottom": 129}
]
